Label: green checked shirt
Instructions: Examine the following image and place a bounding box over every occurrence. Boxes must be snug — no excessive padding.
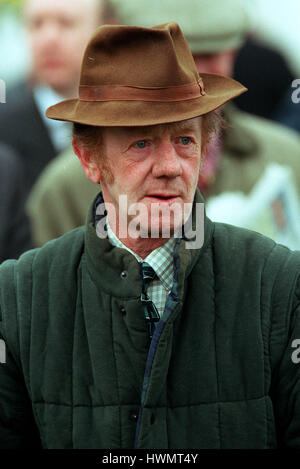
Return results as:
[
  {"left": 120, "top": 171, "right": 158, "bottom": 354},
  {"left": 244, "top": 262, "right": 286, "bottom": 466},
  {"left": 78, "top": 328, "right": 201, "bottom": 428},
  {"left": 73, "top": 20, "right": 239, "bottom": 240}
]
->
[{"left": 106, "top": 219, "right": 176, "bottom": 317}]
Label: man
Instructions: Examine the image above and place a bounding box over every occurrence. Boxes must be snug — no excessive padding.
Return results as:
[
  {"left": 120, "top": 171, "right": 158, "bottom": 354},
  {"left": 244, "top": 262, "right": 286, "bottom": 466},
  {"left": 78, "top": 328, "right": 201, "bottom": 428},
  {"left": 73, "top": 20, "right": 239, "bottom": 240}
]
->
[
  {"left": 27, "top": 0, "right": 300, "bottom": 247},
  {"left": 0, "top": 0, "right": 115, "bottom": 193},
  {"left": 0, "top": 22, "right": 300, "bottom": 450}
]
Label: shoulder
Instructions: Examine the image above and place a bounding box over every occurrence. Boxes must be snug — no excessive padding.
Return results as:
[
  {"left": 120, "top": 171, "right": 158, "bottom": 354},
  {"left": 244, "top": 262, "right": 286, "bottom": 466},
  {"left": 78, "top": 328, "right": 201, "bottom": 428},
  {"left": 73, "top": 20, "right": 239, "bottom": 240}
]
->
[
  {"left": 0, "top": 226, "right": 85, "bottom": 287},
  {"left": 0, "top": 226, "right": 85, "bottom": 363},
  {"left": 212, "top": 221, "right": 300, "bottom": 278},
  {"left": 27, "top": 149, "right": 98, "bottom": 244},
  {"left": 35, "top": 147, "right": 81, "bottom": 182},
  {"left": 230, "top": 106, "right": 300, "bottom": 151},
  {"left": 28, "top": 147, "right": 78, "bottom": 200},
  {"left": 211, "top": 221, "right": 300, "bottom": 354},
  {"left": 0, "top": 81, "right": 33, "bottom": 117},
  {"left": 28, "top": 147, "right": 97, "bottom": 202}
]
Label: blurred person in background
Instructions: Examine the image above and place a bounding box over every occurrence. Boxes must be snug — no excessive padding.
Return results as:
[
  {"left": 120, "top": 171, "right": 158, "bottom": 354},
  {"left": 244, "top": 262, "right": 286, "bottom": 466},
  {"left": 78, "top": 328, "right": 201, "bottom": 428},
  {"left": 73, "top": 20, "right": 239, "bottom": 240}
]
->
[
  {"left": 0, "top": 143, "right": 32, "bottom": 262},
  {"left": 251, "top": 0, "right": 300, "bottom": 78},
  {"left": 236, "top": 0, "right": 300, "bottom": 133},
  {"left": 28, "top": 146, "right": 98, "bottom": 244},
  {"left": 28, "top": 0, "right": 300, "bottom": 248},
  {"left": 0, "top": 2, "right": 30, "bottom": 87},
  {"left": 273, "top": 85, "right": 300, "bottom": 134},
  {"left": 0, "top": 0, "right": 115, "bottom": 195},
  {"left": 233, "top": 36, "right": 295, "bottom": 121}
]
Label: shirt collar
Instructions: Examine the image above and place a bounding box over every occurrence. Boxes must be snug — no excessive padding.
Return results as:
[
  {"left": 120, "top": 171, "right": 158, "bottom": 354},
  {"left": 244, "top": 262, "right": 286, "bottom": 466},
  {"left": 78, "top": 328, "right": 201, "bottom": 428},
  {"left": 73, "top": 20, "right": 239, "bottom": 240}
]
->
[{"left": 106, "top": 216, "right": 175, "bottom": 291}]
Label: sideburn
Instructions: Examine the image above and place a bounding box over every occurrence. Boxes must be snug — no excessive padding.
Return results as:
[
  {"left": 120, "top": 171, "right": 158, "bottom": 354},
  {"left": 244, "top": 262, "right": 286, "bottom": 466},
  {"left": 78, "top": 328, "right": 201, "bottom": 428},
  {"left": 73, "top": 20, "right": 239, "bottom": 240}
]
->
[{"left": 100, "top": 159, "right": 114, "bottom": 185}]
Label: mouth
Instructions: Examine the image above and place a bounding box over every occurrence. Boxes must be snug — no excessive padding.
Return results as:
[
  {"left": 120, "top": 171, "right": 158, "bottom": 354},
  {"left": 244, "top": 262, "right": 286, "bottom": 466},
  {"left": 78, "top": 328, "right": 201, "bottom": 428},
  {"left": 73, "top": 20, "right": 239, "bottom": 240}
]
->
[
  {"left": 42, "top": 59, "right": 65, "bottom": 68},
  {"left": 145, "top": 194, "right": 180, "bottom": 202}
]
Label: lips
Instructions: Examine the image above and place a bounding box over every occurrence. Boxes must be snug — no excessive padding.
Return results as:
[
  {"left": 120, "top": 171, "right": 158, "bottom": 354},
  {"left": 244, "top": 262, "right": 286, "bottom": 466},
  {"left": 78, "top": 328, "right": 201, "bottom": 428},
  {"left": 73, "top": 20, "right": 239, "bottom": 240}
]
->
[
  {"left": 144, "top": 194, "right": 180, "bottom": 205},
  {"left": 146, "top": 194, "right": 178, "bottom": 199},
  {"left": 41, "top": 59, "right": 65, "bottom": 68}
]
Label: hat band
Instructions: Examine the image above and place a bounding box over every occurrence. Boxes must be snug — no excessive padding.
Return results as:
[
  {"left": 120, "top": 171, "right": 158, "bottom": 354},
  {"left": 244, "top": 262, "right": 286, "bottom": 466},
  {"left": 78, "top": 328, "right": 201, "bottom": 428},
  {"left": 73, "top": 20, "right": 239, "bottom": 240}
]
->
[{"left": 79, "top": 79, "right": 205, "bottom": 102}]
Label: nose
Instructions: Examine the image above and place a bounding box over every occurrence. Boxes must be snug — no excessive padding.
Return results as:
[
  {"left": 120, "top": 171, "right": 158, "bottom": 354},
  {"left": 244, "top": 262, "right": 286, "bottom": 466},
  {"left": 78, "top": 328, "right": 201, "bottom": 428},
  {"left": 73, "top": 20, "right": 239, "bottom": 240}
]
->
[
  {"left": 38, "top": 22, "right": 61, "bottom": 49},
  {"left": 152, "top": 141, "right": 182, "bottom": 179}
]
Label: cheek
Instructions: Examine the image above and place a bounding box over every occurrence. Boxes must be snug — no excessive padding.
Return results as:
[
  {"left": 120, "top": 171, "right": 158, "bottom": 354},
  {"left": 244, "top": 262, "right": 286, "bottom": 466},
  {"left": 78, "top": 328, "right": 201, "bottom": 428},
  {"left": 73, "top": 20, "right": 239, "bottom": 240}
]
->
[
  {"left": 182, "top": 157, "right": 201, "bottom": 192},
  {"left": 58, "top": 40, "right": 76, "bottom": 60},
  {"left": 69, "top": 30, "right": 91, "bottom": 54},
  {"left": 124, "top": 160, "right": 151, "bottom": 183},
  {"left": 185, "top": 153, "right": 201, "bottom": 175},
  {"left": 30, "top": 36, "right": 44, "bottom": 56}
]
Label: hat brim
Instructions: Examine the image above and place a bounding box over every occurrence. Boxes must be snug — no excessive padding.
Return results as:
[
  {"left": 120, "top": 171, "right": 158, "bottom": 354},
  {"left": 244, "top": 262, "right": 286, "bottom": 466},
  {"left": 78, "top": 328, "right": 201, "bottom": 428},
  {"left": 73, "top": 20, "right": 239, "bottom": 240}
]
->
[{"left": 46, "top": 73, "right": 247, "bottom": 126}]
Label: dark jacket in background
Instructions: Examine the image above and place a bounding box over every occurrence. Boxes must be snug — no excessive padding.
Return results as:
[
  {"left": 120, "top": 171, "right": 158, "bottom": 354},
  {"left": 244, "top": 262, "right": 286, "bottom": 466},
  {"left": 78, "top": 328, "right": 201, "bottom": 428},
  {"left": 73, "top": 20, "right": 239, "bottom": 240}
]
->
[
  {"left": 273, "top": 87, "right": 300, "bottom": 133},
  {"left": 233, "top": 38, "right": 294, "bottom": 121},
  {"left": 0, "top": 81, "right": 56, "bottom": 195},
  {"left": 0, "top": 144, "right": 32, "bottom": 263}
]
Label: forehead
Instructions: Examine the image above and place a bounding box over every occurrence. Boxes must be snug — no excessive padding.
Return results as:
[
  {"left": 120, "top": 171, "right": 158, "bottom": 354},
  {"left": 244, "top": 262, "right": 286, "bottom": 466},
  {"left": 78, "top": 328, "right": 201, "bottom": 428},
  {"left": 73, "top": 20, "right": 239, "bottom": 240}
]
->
[
  {"left": 104, "top": 117, "right": 202, "bottom": 143},
  {"left": 24, "top": 0, "right": 98, "bottom": 19}
]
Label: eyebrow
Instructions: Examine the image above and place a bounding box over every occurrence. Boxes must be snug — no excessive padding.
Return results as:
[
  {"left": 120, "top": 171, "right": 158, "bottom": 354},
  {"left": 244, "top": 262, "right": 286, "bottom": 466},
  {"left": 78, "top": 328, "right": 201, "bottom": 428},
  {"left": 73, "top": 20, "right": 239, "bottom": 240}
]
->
[{"left": 167, "top": 121, "right": 200, "bottom": 134}]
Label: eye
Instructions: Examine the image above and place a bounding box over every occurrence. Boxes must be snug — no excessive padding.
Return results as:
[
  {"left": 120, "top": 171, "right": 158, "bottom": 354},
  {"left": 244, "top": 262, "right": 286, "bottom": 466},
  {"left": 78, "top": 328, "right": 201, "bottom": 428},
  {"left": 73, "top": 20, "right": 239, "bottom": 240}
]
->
[
  {"left": 179, "top": 137, "right": 192, "bottom": 145},
  {"left": 59, "top": 17, "right": 77, "bottom": 29},
  {"left": 28, "top": 18, "right": 43, "bottom": 31},
  {"left": 134, "top": 140, "right": 148, "bottom": 149}
]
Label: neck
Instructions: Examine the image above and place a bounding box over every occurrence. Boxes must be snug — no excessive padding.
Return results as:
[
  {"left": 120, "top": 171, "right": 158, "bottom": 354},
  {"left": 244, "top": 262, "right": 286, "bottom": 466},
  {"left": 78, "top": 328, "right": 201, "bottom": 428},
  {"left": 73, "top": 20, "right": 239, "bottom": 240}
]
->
[
  {"left": 106, "top": 213, "right": 171, "bottom": 259},
  {"left": 118, "top": 236, "right": 171, "bottom": 260}
]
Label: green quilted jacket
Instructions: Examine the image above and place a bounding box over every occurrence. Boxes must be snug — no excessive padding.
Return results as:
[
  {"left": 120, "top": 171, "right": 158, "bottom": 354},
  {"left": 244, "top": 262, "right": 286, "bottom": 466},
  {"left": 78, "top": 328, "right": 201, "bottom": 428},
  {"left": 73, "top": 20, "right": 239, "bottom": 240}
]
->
[{"left": 0, "top": 192, "right": 300, "bottom": 449}]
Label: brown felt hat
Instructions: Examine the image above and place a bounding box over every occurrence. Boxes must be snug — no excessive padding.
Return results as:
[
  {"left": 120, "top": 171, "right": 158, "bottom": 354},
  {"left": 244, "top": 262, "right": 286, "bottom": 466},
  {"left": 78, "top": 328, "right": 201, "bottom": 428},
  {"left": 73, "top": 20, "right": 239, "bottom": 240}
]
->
[{"left": 46, "top": 22, "right": 247, "bottom": 127}]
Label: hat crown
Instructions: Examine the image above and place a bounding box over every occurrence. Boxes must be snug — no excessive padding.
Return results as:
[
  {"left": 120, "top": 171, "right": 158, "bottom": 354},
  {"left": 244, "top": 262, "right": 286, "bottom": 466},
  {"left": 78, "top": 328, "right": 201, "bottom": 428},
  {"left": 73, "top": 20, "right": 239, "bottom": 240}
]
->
[{"left": 80, "top": 22, "right": 199, "bottom": 88}]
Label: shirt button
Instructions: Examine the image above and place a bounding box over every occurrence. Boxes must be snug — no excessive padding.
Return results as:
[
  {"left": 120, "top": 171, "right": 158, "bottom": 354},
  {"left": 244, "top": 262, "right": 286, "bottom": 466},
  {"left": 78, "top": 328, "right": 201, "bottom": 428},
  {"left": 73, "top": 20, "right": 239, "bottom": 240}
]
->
[
  {"left": 120, "top": 306, "right": 126, "bottom": 315},
  {"left": 120, "top": 271, "right": 128, "bottom": 279},
  {"left": 130, "top": 412, "right": 138, "bottom": 423}
]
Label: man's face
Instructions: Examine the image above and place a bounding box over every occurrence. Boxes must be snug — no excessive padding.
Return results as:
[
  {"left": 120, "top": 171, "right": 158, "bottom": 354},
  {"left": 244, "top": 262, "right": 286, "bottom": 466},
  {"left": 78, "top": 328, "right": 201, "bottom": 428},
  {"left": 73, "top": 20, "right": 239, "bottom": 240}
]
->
[
  {"left": 24, "top": 0, "right": 102, "bottom": 94},
  {"left": 98, "top": 118, "right": 202, "bottom": 238}
]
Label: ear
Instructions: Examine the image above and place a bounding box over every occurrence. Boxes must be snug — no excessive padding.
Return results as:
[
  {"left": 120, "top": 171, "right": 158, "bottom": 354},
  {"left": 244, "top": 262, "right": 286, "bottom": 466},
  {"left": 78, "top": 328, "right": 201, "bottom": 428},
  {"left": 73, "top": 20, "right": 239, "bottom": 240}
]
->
[{"left": 72, "top": 137, "right": 101, "bottom": 184}]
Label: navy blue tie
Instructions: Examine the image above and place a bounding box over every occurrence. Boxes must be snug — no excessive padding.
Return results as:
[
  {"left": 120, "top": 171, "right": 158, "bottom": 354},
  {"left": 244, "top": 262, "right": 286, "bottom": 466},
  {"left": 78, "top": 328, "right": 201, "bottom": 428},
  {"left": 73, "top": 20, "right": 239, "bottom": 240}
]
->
[{"left": 140, "top": 262, "right": 160, "bottom": 339}]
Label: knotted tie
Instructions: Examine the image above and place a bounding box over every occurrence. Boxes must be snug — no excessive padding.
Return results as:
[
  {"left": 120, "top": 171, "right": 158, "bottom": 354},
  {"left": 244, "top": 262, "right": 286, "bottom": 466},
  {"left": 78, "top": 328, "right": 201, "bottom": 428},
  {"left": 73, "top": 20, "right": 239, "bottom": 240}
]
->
[{"left": 140, "top": 262, "right": 160, "bottom": 339}]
